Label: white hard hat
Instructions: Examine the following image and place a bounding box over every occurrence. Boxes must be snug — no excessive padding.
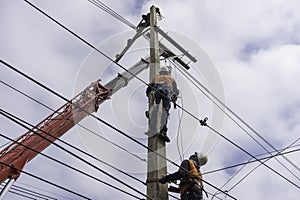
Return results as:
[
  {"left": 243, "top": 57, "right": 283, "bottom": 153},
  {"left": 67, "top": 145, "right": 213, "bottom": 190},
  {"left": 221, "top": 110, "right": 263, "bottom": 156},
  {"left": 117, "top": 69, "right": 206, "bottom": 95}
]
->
[
  {"left": 197, "top": 153, "right": 208, "bottom": 166},
  {"left": 159, "top": 66, "right": 169, "bottom": 73},
  {"left": 189, "top": 152, "right": 208, "bottom": 167}
]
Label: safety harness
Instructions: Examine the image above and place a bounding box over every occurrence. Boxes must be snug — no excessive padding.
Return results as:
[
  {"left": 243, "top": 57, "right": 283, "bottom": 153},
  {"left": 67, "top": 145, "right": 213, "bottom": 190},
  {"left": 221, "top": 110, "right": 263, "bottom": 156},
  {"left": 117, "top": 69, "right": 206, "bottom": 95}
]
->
[
  {"left": 180, "top": 160, "right": 203, "bottom": 195},
  {"left": 153, "top": 75, "right": 175, "bottom": 91},
  {"left": 152, "top": 75, "right": 177, "bottom": 108}
]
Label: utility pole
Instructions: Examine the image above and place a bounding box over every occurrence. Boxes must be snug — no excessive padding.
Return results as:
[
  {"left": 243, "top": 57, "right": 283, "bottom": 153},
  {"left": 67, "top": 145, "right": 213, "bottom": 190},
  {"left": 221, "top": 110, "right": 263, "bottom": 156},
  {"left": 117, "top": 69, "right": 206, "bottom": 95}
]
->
[{"left": 147, "top": 5, "right": 169, "bottom": 200}]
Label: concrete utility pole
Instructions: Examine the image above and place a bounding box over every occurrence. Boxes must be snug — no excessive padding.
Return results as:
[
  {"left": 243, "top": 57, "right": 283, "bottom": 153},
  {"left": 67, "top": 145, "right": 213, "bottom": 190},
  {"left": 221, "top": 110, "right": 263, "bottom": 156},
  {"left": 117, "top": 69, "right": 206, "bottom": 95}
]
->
[{"left": 147, "top": 5, "right": 169, "bottom": 200}]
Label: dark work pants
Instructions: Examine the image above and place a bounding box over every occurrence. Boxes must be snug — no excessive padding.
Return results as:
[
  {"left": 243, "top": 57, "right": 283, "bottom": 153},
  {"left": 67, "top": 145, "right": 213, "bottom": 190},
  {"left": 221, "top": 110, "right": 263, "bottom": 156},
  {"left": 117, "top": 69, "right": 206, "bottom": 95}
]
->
[
  {"left": 181, "top": 185, "right": 203, "bottom": 200},
  {"left": 154, "top": 88, "right": 171, "bottom": 132}
]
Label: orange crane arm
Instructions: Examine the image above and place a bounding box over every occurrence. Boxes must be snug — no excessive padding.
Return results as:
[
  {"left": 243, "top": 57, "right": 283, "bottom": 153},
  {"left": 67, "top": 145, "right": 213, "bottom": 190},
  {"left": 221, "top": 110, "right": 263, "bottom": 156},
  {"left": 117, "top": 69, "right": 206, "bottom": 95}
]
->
[
  {"left": 0, "top": 56, "right": 150, "bottom": 184},
  {"left": 0, "top": 81, "right": 110, "bottom": 183}
]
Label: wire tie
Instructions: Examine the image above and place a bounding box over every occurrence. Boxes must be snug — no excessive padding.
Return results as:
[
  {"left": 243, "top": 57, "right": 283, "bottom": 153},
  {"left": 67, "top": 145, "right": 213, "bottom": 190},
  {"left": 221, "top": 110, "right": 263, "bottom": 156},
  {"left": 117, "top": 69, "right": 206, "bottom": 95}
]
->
[{"left": 199, "top": 117, "right": 208, "bottom": 126}]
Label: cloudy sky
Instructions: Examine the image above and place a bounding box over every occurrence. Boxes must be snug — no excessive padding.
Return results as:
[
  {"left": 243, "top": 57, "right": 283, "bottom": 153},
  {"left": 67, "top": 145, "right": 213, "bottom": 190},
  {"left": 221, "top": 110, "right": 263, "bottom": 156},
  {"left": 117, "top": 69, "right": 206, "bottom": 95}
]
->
[{"left": 1, "top": 0, "right": 300, "bottom": 199}]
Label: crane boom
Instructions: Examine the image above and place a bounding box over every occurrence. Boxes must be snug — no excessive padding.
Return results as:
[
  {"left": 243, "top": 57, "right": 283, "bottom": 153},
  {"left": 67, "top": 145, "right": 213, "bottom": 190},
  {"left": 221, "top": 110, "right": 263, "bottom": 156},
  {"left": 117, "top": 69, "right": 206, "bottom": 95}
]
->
[
  {"left": 0, "top": 57, "right": 150, "bottom": 184},
  {"left": 0, "top": 81, "right": 110, "bottom": 183}
]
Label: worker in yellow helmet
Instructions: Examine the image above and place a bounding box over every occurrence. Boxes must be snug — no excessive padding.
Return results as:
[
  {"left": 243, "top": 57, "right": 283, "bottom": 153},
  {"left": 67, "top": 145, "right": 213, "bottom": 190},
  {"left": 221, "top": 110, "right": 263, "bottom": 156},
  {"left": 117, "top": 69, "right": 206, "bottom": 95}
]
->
[
  {"left": 146, "top": 66, "right": 179, "bottom": 142},
  {"left": 159, "top": 152, "right": 208, "bottom": 200}
]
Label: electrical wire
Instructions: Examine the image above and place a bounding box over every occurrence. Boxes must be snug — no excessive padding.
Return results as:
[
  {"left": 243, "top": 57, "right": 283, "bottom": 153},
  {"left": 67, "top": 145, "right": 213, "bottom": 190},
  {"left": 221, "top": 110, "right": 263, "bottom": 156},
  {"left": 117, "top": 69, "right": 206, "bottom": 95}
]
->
[
  {"left": 0, "top": 160, "right": 91, "bottom": 199},
  {"left": 21, "top": 0, "right": 202, "bottom": 151},
  {"left": 0, "top": 80, "right": 147, "bottom": 165},
  {"left": 211, "top": 138, "right": 300, "bottom": 198},
  {"left": 169, "top": 193, "right": 180, "bottom": 200},
  {"left": 0, "top": 133, "right": 144, "bottom": 200},
  {"left": 169, "top": 58, "right": 300, "bottom": 183},
  {"left": 226, "top": 148, "right": 299, "bottom": 196},
  {"left": 0, "top": 140, "right": 11, "bottom": 149},
  {"left": 18, "top": 181, "right": 73, "bottom": 200},
  {"left": 12, "top": 184, "right": 57, "bottom": 200},
  {"left": 24, "top": 0, "right": 300, "bottom": 190},
  {"left": 211, "top": 162, "right": 247, "bottom": 199},
  {"left": 0, "top": 59, "right": 236, "bottom": 199},
  {"left": 0, "top": 75, "right": 146, "bottom": 188},
  {"left": 204, "top": 144, "right": 300, "bottom": 175},
  {"left": 8, "top": 1, "right": 283, "bottom": 197},
  {"left": 87, "top": 0, "right": 191, "bottom": 162},
  {"left": 228, "top": 141, "right": 300, "bottom": 192},
  {"left": 210, "top": 147, "right": 300, "bottom": 198},
  {"left": 4, "top": 186, "right": 49, "bottom": 200},
  {"left": 0, "top": 109, "right": 151, "bottom": 200},
  {"left": 87, "top": 0, "right": 300, "bottom": 185},
  {"left": 1, "top": 75, "right": 178, "bottom": 200},
  {"left": 0, "top": 79, "right": 147, "bottom": 172},
  {"left": 176, "top": 92, "right": 184, "bottom": 162},
  {"left": 0, "top": 188, "right": 36, "bottom": 200},
  {"left": 0, "top": 86, "right": 193, "bottom": 200},
  {"left": 172, "top": 64, "right": 184, "bottom": 162},
  {"left": 0, "top": 78, "right": 146, "bottom": 185},
  {"left": 87, "top": 0, "right": 137, "bottom": 30},
  {"left": 2, "top": 74, "right": 176, "bottom": 200},
  {"left": 2, "top": 1, "right": 292, "bottom": 195},
  {"left": 205, "top": 124, "right": 300, "bottom": 189},
  {"left": 171, "top": 58, "right": 300, "bottom": 175},
  {"left": 22, "top": 0, "right": 149, "bottom": 89},
  {"left": 1, "top": 183, "right": 48, "bottom": 200}
]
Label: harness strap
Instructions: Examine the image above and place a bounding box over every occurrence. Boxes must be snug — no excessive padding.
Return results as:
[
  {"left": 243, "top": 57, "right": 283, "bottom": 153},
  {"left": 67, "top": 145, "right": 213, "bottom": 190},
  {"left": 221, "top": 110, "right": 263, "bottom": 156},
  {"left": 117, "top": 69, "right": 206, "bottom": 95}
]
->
[{"left": 146, "top": 178, "right": 160, "bottom": 183}]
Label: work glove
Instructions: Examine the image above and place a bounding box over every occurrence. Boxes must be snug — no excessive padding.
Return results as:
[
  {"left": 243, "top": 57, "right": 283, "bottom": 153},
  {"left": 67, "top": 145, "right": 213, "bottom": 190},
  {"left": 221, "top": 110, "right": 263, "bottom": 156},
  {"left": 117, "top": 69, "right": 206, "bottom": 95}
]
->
[
  {"left": 159, "top": 176, "right": 169, "bottom": 184},
  {"left": 146, "top": 83, "right": 156, "bottom": 97},
  {"left": 171, "top": 93, "right": 177, "bottom": 109},
  {"left": 171, "top": 93, "right": 177, "bottom": 101}
]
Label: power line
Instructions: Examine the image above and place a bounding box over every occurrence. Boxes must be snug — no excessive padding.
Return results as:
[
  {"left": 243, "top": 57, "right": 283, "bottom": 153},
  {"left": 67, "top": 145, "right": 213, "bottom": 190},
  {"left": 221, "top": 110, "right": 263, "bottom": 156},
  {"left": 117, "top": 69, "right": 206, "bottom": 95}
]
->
[
  {"left": 0, "top": 79, "right": 146, "bottom": 163},
  {"left": 0, "top": 132, "right": 144, "bottom": 200},
  {"left": 204, "top": 124, "right": 300, "bottom": 189},
  {"left": 213, "top": 139, "right": 300, "bottom": 197},
  {"left": 87, "top": 0, "right": 300, "bottom": 184},
  {"left": 2, "top": 76, "right": 187, "bottom": 200},
  {"left": 18, "top": 181, "right": 73, "bottom": 200},
  {"left": 204, "top": 144, "right": 300, "bottom": 175},
  {"left": 172, "top": 62, "right": 185, "bottom": 162},
  {"left": 176, "top": 94, "right": 184, "bottom": 162},
  {"left": 0, "top": 160, "right": 91, "bottom": 200},
  {"left": 19, "top": 0, "right": 201, "bottom": 162},
  {"left": 0, "top": 109, "right": 151, "bottom": 200},
  {"left": 169, "top": 57, "right": 300, "bottom": 186},
  {"left": 0, "top": 59, "right": 236, "bottom": 199},
  {"left": 168, "top": 59, "right": 300, "bottom": 189},
  {"left": 0, "top": 84, "right": 207, "bottom": 200},
  {"left": 0, "top": 0, "right": 286, "bottom": 192},
  {"left": 87, "top": 0, "right": 137, "bottom": 30},
  {"left": 0, "top": 79, "right": 147, "bottom": 180},
  {"left": 0, "top": 184, "right": 51, "bottom": 200},
  {"left": 23, "top": 0, "right": 149, "bottom": 88},
  {"left": 3, "top": 2, "right": 248, "bottom": 197},
  {"left": 0, "top": 76, "right": 177, "bottom": 198},
  {"left": 169, "top": 58, "right": 300, "bottom": 182},
  {"left": 1, "top": 62, "right": 235, "bottom": 200},
  {"left": 23, "top": 0, "right": 298, "bottom": 185},
  {"left": 208, "top": 142, "right": 300, "bottom": 198},
  {"left": 0, "top": 188, "right": 36, "bottom": 200},
  {"left": 11, "top": 184, "right": 57, "bottom": 200}
]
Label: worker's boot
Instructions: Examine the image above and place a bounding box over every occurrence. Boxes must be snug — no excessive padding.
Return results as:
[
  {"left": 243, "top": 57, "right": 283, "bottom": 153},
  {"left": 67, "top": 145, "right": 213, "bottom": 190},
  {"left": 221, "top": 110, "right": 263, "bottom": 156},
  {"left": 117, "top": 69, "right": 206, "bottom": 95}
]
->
[
  {"left": 159, "top": 127, "right": 170, "bottom": 143},
  {"left": 145, "top": 111, "right": 149, "bottom": 118}
]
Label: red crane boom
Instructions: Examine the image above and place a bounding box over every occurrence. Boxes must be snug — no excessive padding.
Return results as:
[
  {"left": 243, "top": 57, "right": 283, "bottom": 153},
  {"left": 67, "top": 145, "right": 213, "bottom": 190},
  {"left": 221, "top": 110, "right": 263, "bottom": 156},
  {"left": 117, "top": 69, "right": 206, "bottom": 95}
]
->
[{"left": 0, "top": 80, "right": 110, "bottom": 183}]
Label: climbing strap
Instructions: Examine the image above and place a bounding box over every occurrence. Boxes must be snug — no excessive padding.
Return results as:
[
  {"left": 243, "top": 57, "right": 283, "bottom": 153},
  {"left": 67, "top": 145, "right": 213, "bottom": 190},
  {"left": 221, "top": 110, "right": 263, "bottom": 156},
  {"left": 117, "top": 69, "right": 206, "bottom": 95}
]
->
[{"left": 146, "top": 178, "right": 160, "bottom": 183}]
